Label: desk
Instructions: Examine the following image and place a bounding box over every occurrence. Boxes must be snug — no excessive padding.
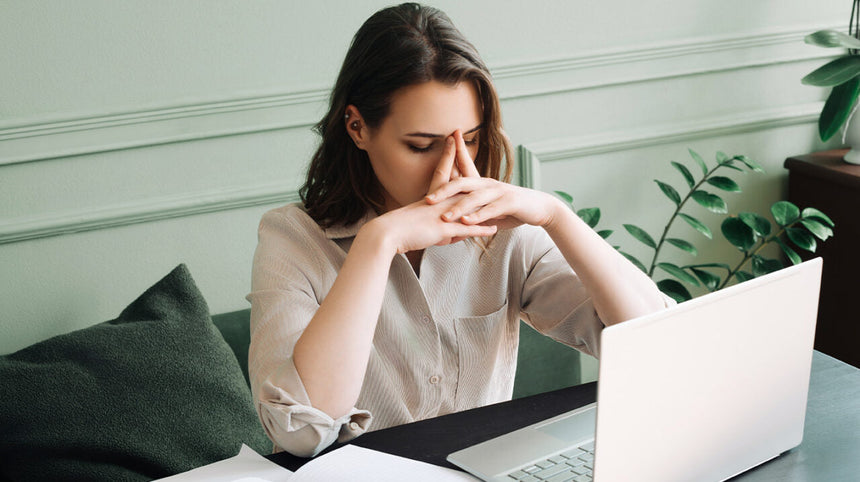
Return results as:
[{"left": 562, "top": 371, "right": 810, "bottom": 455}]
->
[{"left": 269, "top": 351, "right": 860, "bottom": 480}]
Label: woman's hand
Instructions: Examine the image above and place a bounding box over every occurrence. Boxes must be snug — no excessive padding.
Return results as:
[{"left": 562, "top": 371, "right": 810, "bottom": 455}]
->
[{"left": 424, "top": 130, "right": 564, "bottom": 231}]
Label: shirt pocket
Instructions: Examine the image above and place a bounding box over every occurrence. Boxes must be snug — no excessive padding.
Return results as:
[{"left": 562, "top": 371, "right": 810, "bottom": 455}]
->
[{"left": 453, "top": 301, "right": 517, "bottom": 409}]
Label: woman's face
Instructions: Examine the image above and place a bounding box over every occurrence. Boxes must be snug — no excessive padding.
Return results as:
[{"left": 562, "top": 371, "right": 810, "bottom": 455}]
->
[{"left": 356, "top": 80, "right": 483, "bottom": 212}]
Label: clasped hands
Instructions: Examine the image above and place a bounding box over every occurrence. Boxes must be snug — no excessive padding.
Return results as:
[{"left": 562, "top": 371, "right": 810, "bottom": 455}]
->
[{"left": 378, "top": 130, "right": 559, "bottom": 255}]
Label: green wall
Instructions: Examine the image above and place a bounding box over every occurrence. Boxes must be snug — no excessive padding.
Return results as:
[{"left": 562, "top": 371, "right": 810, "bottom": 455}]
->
[{"left": 0, "top": 1, "right": 847, "bottom": 381}]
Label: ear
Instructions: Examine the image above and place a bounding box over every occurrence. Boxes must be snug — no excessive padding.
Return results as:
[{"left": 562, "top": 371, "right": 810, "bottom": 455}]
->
[{"left": 344, "top": 105, "right": 369, "bottom": 150}]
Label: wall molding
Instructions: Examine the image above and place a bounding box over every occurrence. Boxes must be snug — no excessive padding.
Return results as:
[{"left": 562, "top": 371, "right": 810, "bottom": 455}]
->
[
  {"left": 0, "top": 183, "right": 300, "bottom": 245},
  {"left": 0, "top": 24, "right": 837, "bottom": 166},
  {"left": 517, "top": 102, "right": 823, "bottom": 190}
]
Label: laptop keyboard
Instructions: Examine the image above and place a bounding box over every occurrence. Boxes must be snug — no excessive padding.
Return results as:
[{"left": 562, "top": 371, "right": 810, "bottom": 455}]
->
[{"left": 505, "top": 441, "right": 595, "bottom": 482}]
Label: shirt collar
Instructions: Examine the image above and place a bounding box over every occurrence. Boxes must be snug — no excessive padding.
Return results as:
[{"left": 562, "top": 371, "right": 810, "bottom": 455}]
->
[{"left": 323, "top": 208, "right": 379, "bottom": 239}]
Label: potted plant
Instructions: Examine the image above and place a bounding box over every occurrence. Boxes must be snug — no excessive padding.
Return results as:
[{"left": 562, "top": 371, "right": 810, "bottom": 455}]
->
[
  {"left": 557, "top": 149, "right": 834, "bottom": 302},
  {"left": 803, "top": 0, "right": 860, "bottom": 162}
]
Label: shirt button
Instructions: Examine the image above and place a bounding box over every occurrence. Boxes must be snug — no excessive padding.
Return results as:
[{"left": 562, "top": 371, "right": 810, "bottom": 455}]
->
[
  {"left": 421, "top": 315, "right": 431, "bottom": 324},
  {"left": 429, "top": 375, "right": 441, "bottom": 384},
  {"left": 349, "top": 421, "right": 360, "bottom": 431}
]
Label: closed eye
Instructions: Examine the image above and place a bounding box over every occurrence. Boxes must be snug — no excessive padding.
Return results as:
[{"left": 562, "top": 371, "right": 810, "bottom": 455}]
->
[{"left": 408, "top": 144, "right": 434, "bottom": 153}]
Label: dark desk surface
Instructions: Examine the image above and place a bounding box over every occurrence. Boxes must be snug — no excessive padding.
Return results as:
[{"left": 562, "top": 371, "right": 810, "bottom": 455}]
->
[{"left": 269, "top": 351, "right": 860, "bottom": 480}]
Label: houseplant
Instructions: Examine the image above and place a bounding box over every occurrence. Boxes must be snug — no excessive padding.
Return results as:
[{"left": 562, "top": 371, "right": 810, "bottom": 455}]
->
[
  {"left": 556, "top": 149, "right": 835, "bottom": 302},
  {"left": 802, "top": 0, "right": 860, "bottom": 161}
]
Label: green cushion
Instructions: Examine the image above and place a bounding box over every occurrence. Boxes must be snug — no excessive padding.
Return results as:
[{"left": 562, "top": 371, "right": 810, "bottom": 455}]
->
[
  {"left": 0, "top": 264, "right": 271, "bottom": 481},
  {"left": 210, "top": 310, "right": 581, "bottom": 399}
]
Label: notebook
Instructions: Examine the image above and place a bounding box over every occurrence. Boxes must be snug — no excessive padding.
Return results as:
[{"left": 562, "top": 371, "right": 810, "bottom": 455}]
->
[{"left": 447, "top": 257, "right": 822, "bottom": 482}]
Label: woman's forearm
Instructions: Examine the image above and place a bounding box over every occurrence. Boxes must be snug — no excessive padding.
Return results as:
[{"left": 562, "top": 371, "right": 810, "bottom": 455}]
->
[
  {"left": 542, "top": 197, "right": 666, "bottom": 326},
  {"left": 292, "top": 219, "right": 396, "bottom": 419}
]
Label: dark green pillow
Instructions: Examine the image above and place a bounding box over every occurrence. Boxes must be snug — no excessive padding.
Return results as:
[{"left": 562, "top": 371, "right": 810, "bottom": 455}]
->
[{"left": 0, "top": 264, "right": 271, "bottom": 481}]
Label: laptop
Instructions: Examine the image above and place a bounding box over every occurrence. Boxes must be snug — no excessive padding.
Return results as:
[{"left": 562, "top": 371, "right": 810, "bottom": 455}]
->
[{"left": 448, "top": 257, "right": 822, "bottom": 482}]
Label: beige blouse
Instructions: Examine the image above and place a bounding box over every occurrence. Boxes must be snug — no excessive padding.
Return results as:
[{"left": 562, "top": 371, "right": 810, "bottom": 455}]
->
[{"left": 247, "top": 203, "right": 607, "bottom": 457}]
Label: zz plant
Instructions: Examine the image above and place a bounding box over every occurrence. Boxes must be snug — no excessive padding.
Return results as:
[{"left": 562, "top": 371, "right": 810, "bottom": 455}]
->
[{"left": 556, "top": 149, "right": 835, "bottom": 303}]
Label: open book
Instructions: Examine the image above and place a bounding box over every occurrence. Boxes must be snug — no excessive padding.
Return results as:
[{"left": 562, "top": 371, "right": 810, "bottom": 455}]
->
[{"left": 158, "top": 443, "right": 479, "bottom": 481}]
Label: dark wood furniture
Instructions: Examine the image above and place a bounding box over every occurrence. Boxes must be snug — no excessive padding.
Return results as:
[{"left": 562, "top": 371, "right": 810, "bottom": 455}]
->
[{"left": 784, "top": 150, "right": 859, "bottom": 368}]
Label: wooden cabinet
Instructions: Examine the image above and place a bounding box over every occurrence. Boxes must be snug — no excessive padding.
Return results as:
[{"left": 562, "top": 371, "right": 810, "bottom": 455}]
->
[{"left": 784, "top": 150, "right": 859, "bottom": 368}]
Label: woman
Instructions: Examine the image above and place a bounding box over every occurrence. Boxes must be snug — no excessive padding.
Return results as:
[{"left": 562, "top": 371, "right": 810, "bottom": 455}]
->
[{"left": 247, "top": 3, "right": 668, "bottom": 458}]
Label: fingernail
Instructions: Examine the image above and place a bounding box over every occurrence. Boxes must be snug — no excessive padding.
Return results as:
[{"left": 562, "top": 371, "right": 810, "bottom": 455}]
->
[
  {"left": 426, "top": 193, "right": 435, "bottom": 200},
  {"left": 443, "top": 211, "right": 454, "bottom": 220}
]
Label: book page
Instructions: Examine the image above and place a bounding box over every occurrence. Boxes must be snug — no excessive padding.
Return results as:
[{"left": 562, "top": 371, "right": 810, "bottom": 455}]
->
[
  {"left": 292, "top": 445, "right": 480, "bottom": 481},
  {"left": 156, "top": 444, "right": 294, "bottom": 481}
]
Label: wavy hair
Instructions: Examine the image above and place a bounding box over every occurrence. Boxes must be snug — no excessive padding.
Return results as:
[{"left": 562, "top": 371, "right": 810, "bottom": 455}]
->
[{"left": 300, "top": 3, "right": 513, "bottom": 227}]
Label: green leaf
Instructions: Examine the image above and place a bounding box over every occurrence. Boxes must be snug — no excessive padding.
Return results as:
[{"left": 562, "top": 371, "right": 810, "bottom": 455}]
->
[
  {"left": 722, "top": 217, "right": 756, "bottom": 251},
  {"left": 597, "top": 229, "right": 613, "bottom": 239},
  {"left": 715, "top": 151, "right": 730, "bottom": 164},
  {"left": 801, "top": 207, "right": 835, "bottom": 227},
  {"left": 671, "top": 161, "right": 695, "bottom": 188},
  {"left": 818, "top": 76, "right": 860, "bottom": 141},
  {"left": 687, "top": 262, "right": 732, "bottom": 272},
  {"left": 805, "top": 29, "right": 860, "bottom": 49},
  {"left": 655, "top": 180, "right": 681, "bottom": 206},
  {"left": 619, "top": 251, "right": 648, "bottom": 273},
  {"left": 577, "top": 207, "right": 601, "bottom": 228},
  {"left": 666, "top": 238, "right": 698, "bottom": 256},
  {"left": 688, "top": 148, "right": 708, "bottom": 176},
  {"left": 738, "top": 212, "right": 772, "bottom": 237},
  {"left": 691, "top": 190, "right": 728, "bottom": 213},
  {"left": 722, "top": 163, "right": 744, "bottom": 172},
  {"left": 800, "top": 218, "right": 833, "bottom": 240},
  {"left": 776, "top": 238, "right": 802, "bottom": 265},
  {"left": 678, "top": 213, "right": 713, "bottom": 239},
  {"left": 657, "top": 279, "right": 693, "bottom": 303},
  {"left": 689, "top": 267, "right": 721, "bottom": 291},
  {"left": 623, "top": 224, "right": 657, "bottom": 249},
  {"left": 771, "top": 201, "right": 800, "bottom": 226},
  {"left": 802, "top": 56, "right": 860, "bottom": 87},
  {"left": 786, "top": 227, "right": 817, "bottom": 252},
  {"left": 657, "top": 262, "right": 700, "bottom": 286},
  {"left": 554, "top": 190, "right": 574, "bottom": 206},
  {"left": 707, "top": 176, "right": 741, "bottom": 192},
  {"left": 737, "top": 155, "right": 765, "bottom": 173},
  {"left": 735, "top": 271, "right": 755, "bottom": 283},
  {"left": 752, "top": 255, "right": 784, "bottom": 277}
]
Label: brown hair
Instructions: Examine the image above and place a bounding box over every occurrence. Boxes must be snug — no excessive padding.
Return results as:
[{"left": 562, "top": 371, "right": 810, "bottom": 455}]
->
[{"left": 300, "top": 2, "right": 513, "bottom": 227}]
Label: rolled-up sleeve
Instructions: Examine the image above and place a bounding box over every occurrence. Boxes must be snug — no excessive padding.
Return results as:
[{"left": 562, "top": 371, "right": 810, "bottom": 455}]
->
[
  {"left": 515, "top": 227, "right": 674, "bottom": 359},
  {"left": 517, "top": 228, "right": 605, "bottom": 358},
  {"left": 247, "top": 208, "right": 372, "bottom": 457}
]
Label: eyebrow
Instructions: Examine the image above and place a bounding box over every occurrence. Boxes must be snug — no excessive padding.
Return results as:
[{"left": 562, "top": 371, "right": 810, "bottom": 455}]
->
[{"left": 404, "top": 123, "right": 484, "bottom": 139}]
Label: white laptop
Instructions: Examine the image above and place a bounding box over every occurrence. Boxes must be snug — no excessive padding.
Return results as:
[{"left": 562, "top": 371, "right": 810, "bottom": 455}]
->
[{"left": 448, "top": 258, "right": 822, "bottom": 482}]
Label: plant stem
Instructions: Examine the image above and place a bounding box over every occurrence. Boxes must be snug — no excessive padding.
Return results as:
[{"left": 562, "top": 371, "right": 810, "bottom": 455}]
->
[
  {"left": 647, "top": 159, "right": 739, "bottom": 277},
  {"left": 717, "top": 224, "right": 792, "bottom": 290}
]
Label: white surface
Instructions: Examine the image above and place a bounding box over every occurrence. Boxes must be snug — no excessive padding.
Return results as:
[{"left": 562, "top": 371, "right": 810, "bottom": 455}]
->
[
  {"left": 594, "top": 259, "right": 822, "bottom": 481},
  {"left": 293, "top": 445, "right": 479, "bottom": 482},
  {"left": 156, "top": 444, "right": 293, "bottom": 481}
]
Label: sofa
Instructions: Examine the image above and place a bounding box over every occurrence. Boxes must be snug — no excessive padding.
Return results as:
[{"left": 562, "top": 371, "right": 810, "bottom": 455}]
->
[{"left": 0, "top": 264, "right": 582, "bottom": 481}]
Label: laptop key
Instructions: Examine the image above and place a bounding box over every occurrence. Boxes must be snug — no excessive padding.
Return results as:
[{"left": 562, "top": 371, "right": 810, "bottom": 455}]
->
[
  {"left": 548, "top": 455, "right": 567, "bottom": 464},
  {"left": 533, "top": 463, "right": 569, "bottom": 479},
  {"left": 560, "top": 448, "right": 585, "bottom": 459},
  {"left": 580, "top": 441, "right": 595, "bottom": 452},
  {"left": 544, "top": 470, "right": 577, "bottom": 482},
  {"left": 523, "top": 465, "right": 540, "bottom": 473},
  {"left": 536, "top": 460, "right": 556, "bottom": 469},
  {"left": 566, "top": 458, "right": 586, "bottom": 467},
  {"left": 519, "top": 476, "right": 539, "bottom": 482},
  {"left": 508, "top": 469, "right": 529, "bottom": 479},
  {"left": 571, "top": 466, "right": 589, "bottom": 475},
  {"left": 573, "top": 475, "right": 592, "bottom": 482}
]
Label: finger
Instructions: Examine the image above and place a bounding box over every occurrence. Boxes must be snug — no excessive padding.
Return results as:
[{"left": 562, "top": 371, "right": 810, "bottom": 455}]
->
[
  {"left": 454, "top": 130, "right": 481, "bottom": 178},
  {"left": 441, "top": 188, "right": 502, "bottom": 222},
  {"left": 426, "top": 176, "right": 484, "bottom": 204},
  {"left": 427, "top": 136, "right": 457, "bottom": 199},
  {"left": 440, "top": 223, "right": 497, "bottom": 243},
  {"left": 460, "top": 200, "right": 510, "bottom": 225}
]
